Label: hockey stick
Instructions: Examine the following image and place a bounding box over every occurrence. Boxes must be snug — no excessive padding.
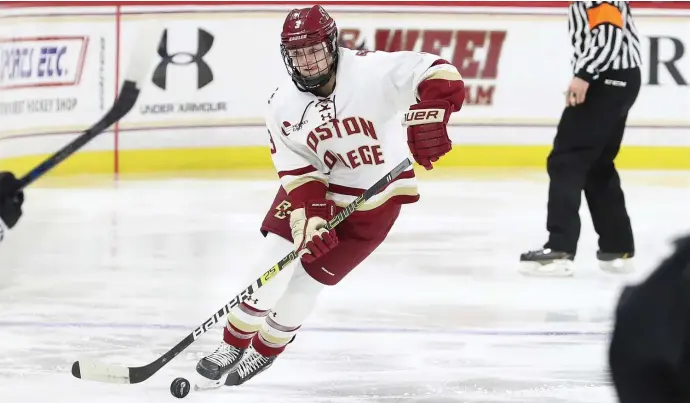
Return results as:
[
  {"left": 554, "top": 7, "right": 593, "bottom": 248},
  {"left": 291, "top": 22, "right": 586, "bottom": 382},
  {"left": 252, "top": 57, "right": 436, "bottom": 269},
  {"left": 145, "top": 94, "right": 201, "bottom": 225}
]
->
[
  {"left": 71, "top": 157, "right": 413, "bottom": 384},
  {"left": 16, "top": 22, "right": 163, "bottom": 190}
]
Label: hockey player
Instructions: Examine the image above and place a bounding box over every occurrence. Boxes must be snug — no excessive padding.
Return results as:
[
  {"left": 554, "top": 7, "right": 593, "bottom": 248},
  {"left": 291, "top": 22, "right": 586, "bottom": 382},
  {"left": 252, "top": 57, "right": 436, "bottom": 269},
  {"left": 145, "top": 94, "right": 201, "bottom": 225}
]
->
[
  {"left": 194, "top": 5, "right": 465, "bottom": 389},
  {"left": 0, "top": 171, "right": 24, "bottom": 244},
  {"left": 609, "top": 234, "right": 690, "bottom": 403}
]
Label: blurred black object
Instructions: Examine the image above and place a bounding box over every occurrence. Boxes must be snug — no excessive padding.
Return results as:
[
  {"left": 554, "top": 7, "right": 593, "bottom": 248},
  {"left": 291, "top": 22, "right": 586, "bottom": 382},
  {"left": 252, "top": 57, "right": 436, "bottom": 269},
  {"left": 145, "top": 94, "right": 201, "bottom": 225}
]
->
[
  {"left": 0, "top": 171, "right": 24, "bottom": 229},
  {"left": 609, "top": 234, "right": 690, "bottom": 403}
]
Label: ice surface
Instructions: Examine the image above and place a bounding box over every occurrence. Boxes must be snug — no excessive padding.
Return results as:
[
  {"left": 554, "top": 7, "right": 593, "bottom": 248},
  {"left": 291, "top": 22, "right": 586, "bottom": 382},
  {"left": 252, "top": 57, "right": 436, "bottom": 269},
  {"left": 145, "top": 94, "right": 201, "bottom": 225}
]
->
[{"left": 0, "top": 169, "right": 688, "bottom": 402}]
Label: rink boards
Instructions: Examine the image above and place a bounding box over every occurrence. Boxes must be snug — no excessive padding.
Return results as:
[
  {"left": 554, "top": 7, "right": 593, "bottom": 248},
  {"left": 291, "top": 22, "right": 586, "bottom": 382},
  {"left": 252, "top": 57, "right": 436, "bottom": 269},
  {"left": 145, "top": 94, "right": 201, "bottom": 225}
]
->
[{"left": 0, "top": 1, "right": 688, "bottom": 176}]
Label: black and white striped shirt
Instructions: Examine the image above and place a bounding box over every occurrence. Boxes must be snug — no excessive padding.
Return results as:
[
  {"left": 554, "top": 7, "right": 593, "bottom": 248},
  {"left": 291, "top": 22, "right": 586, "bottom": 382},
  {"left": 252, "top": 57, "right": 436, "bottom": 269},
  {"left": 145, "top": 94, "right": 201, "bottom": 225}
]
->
[{"left": 569, "top": 1, "right": 642, "bottom": 82}]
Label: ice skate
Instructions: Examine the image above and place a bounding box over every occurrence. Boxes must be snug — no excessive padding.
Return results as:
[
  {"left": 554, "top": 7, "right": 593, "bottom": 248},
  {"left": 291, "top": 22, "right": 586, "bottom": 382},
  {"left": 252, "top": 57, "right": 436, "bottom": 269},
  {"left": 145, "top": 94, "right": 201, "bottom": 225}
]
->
[
  {"left": 598, "top": 251, "right": 634, "bottom": 273},
  {"left": 224, "top": 347, "right": 277, "bottom": 387},
  {"left": 194, "top": 341, "right": 247, "bottom": 390},
  {"left": 519, "top": 248, "right": 575, "bottom": 277}
]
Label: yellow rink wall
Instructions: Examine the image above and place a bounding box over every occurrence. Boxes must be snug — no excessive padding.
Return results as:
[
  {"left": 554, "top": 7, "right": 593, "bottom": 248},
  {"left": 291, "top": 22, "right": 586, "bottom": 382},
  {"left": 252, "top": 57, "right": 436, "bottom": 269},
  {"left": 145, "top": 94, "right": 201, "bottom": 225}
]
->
[{"left": 1, "top": 145, "right": 689, "bottom": 181}]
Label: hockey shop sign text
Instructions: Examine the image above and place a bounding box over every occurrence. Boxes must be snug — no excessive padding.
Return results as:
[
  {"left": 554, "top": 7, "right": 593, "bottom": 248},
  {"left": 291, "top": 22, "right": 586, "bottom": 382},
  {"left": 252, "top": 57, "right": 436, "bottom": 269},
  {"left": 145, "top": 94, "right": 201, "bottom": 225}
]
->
[
  {"left": 0, "top": 36, "right": 88, "bottom": 90},
  {"left": 340, "top": 28, "right": 505, "bottom": 106},
  {"left": 0, "top": 97, "right": 77, "bottom": 116}
]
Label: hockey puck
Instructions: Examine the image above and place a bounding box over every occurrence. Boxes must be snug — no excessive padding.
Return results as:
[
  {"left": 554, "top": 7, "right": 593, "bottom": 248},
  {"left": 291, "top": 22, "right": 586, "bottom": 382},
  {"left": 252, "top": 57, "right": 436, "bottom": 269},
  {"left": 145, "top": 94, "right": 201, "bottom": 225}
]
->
[{"left": 170, "top": 377, "right": 190, "bottom": 399}]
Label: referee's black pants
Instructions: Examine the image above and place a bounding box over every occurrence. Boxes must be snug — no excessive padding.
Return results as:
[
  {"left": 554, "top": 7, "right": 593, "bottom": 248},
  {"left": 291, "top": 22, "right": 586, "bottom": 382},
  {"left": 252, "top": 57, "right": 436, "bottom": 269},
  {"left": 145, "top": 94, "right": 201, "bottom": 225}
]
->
[{"left": 544, "top": 67, "right": 641, "bottom": 256}]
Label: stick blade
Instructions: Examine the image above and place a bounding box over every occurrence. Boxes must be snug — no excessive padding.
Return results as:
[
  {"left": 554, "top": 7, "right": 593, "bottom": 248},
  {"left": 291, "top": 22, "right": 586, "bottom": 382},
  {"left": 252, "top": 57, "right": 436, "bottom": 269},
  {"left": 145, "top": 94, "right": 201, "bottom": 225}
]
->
[
  {"left": 72, "top": 360, "right": 132, "bottom": 384},
  {"left": 123, "top": 20, "right": 165, "bottom": 87}
]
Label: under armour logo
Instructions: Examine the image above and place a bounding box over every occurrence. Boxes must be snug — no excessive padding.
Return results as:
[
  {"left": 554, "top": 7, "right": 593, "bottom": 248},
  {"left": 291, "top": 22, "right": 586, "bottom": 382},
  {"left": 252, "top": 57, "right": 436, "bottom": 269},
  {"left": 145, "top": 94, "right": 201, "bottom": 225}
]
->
[
  {"left": 152, "top": 28, "right": 214, "bottom": 90},
  {"left": 317, "top": 99, "right": 333, "bottom": 121}
]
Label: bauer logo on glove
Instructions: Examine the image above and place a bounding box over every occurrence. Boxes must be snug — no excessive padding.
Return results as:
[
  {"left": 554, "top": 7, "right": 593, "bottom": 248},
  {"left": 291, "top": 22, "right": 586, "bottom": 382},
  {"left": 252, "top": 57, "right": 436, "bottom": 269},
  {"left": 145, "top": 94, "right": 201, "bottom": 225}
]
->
[{"left": 404, "top": 108, "right": 446, "bottom": 125}]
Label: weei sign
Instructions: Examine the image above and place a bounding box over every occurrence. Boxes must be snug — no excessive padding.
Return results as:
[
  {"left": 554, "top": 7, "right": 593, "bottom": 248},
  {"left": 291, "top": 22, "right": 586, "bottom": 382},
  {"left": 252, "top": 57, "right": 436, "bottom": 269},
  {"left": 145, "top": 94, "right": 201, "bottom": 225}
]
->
[
  {"left": 339, "top": 28, "right": 505, "bottom": 106},
  {"left": 0, "top": 2, "right": 688, "bottom": 171},
  {"left": 335, "top": 15, "right": 688, "bottom": 128}
]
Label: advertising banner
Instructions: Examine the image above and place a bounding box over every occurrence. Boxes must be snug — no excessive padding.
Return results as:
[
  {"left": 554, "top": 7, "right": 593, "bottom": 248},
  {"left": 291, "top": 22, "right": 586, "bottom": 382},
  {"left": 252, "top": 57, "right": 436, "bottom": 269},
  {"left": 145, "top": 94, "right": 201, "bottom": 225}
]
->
[
  {"left": 0, "top": 2, "right": 687, "bottom": 170},
  {"left": 0, "top": 17, "right": 116, "bottom": 140},
  {"left": 119, "top": 19, "right": 240, "bottom": 131},
  {"left": 116, "top": 9, "right": 689, "bottom": 131}
]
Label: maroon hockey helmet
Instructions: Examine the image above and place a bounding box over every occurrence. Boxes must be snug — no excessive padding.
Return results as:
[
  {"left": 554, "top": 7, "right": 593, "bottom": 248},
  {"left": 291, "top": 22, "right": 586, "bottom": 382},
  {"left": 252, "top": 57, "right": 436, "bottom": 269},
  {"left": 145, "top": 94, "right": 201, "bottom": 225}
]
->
[{"left": 280, "top": 5, "right": 339, "bottom": 92}]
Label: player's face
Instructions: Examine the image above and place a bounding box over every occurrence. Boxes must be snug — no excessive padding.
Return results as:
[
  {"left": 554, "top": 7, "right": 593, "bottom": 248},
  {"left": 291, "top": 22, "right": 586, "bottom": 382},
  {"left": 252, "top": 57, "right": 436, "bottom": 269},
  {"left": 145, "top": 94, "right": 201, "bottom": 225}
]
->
[{"left": 287, "top": 42, "right": 332, "bottom": 78}]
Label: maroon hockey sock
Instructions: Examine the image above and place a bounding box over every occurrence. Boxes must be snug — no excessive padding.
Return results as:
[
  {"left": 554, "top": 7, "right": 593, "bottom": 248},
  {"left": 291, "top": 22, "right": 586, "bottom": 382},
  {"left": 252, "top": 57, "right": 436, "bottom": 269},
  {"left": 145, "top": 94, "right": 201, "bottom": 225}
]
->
[
  {"left": 251, "top": 332, "right": 288, "bottom": 357},
  {"left": 223, "top": 323, "right": 256, "bottom": 349},
  {"left": 251, "top": 316, "right": 301, "bottom": 357}
]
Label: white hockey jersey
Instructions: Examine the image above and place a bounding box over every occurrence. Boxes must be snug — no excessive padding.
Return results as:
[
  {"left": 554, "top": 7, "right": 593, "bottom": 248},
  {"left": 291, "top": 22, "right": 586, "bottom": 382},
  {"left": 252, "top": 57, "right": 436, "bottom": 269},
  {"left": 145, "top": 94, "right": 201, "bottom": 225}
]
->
[{"left": 266, "top": 47, "right": 461, "bottom": 211}]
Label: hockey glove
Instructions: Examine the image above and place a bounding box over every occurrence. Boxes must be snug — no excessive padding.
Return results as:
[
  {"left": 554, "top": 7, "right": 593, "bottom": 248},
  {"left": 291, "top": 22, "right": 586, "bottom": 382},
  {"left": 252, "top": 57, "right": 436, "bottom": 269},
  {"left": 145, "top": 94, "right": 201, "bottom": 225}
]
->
[
  {"left": 0, "top": 171, "right": 24, "bottom": 235},
  {"left": 404, "top": 100, "right": 453, "bottom": 170},
  {"left": 290, "top": 199, "right": 339, "bottom": 264}
]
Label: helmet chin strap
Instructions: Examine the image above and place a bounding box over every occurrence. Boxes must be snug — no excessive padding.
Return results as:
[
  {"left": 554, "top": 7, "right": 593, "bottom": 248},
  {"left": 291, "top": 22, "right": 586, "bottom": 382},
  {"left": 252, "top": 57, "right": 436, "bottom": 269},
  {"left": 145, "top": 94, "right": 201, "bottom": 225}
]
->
[{"left": 293, "top": 71, "right": 332, "bottom": 92}]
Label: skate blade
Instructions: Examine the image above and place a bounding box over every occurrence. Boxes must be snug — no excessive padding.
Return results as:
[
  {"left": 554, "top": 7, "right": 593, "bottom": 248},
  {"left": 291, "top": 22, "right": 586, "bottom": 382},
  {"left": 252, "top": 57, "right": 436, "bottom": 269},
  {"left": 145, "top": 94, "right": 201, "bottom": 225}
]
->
[
  {"left": 599, "top": 258, "right": 634, "bottom": 274},
  {"left": 193, "top": 376, "right": 225, "bottom": 391},
  {"left": 518, "top": 260, "right": 574, "bottom": 277}
]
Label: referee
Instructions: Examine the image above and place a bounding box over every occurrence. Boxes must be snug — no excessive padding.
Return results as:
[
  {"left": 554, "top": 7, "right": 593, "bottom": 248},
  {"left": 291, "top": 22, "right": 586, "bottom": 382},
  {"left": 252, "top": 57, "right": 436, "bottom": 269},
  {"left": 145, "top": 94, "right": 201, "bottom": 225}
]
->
[{"left": 519, "top": 1, "right": 643, "bottom": 277}]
